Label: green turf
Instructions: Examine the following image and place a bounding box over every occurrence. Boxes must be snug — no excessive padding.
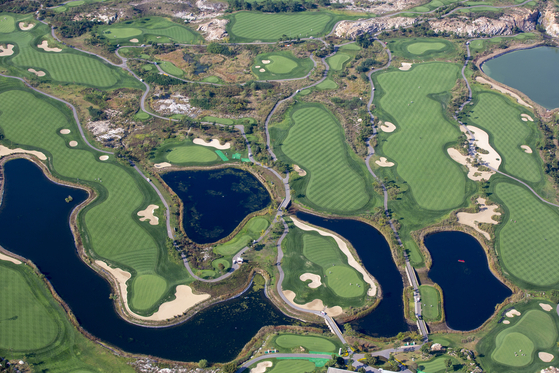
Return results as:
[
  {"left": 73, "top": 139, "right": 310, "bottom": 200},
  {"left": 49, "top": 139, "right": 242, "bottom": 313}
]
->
[
  {"left": 419, "top": 285, "right": 441, "bottom": 321},
  {"left": 316, "top": 78, "right": 338, "bottom": 90},
  {"left": 326, "top": 53, "right": 350, "bottom": 70},
  {"left": 99, "top": 17, "right": 201, "bottom": 44},
  {"left": 302, "top": 234, "right": 341, "bottom": 267},
  {"left": 376, "top": 63, "right": 465, "bottom": 210},
  {"left": 407, "top": 42, "right": 446, "bottom": 55},
  {"left": 166, "top": 145, "right": 219, "bottom": 164},
  {"left": 104, "top": 27, "right": 142, "bottom": 38},
  {"left": 408, "top": 0, "right": 462, "bottom": 12},
  {"left": 0, "top": 80, "right": 189, "bottom": 314},
  {"left": 67, "top": 0, "right": 85, "bottom": 6},
  {"left": 202, "top": 76, "right": 220, "bottom": 83},
  {"left": 212, "top": 258, "right": 231, "bottom": 271},
  {"left": 466, "top": 92, "right": 541, "bottom": 183},
  {"left": 495, "top": 183, "right": 559, "bottom": 287},
  {"left": 419, "top": 356, "right": 459, "bottom": 372},
  {"left": 275, "top": 334, "right": 336, "bottom": 352},
  {"left": 339, "top": 42, "right": 361, "bottom": 51},
  {"left": 265, "top": 55, "right": 297, "bottom": 73},
  {"left": 0, "top": 15, "right": 15, "bottom": 33},
  {"left": 252, "top": 51, "right": 314, "bottom": 80},
  {"left": 143, "top": 64, "right": 154, "bottom": 71},
  {"left": 492, "top": 332, "right": 534, "bottom": 366},
  {"left": 267, "top": 359, "right": 316, "bottom": 373},
  {"left": 135, "top": 111, "right": 150, "bottom": 120},
  {"left": 281, "top": 104, "right": 370, "bottom": 212},
  {"left": 324, "top": 265, "right": 365, "bottom": 297},
  {"left": 203, "top": 116, "right": 234, "bottom": 125},
  {"left": 159, "top": 61, "right": 184, "bottom": 76},
  {"left": 214, "top": 216, "right": 269, "bottom": 256},
  {"left": 387, "top": 38, "right": 456, "bottom": 60},
  {"left": 131, "top": 274, "right": 168, "bottom": 310}
]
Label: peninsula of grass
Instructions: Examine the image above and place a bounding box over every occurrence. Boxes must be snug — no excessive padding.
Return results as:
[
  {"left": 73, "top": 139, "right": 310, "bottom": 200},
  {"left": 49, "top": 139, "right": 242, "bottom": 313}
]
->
[
  {"left": 465, "top": 91, "right": 542, "bottom": 183},
  {"left": 272, "top": 333, "right": 341, "bottom": 353},
  {"left": 419, "top": 285, "right": 441, "bottom": 321},
  {"left": 326, "top": 52, "right": 350, "bottom": 71},
  {"left": 150, "top": 140, "right": 235, "bottom": 167},
  {"left": 0, "top": 78, "right": 190, "bottom": 315},
  {"left": 387, "top": 38, "right": 457, "bottom": 60},
  {"left": 98, "top": 16, "right": 202, "bottom": 45},
  {"left": 493, "top": 182, "right": 559, "bottom": 288},
  {"left": 159, "top": 61, "right": 184, "bottom": 76},
  {"left": 280, "top": 226, "right": 369, "bottom": 308},
  {"left": 0, "top": 260, "right": 133, "bottom": 372},
  {"left": 374, "top": 62, "right": 466, "bottom": 210},
  {"left": 316, "top": 78, "right": 338, "bottom": 90},
  {"left": 214, "top": 216, "right": 269, "bottom": 256},
  {"left": 252, "top": 51, "right": 314, "bottom": 80},
  {"left": 271, "top": 103, "right": 374, "bottom": 213}
]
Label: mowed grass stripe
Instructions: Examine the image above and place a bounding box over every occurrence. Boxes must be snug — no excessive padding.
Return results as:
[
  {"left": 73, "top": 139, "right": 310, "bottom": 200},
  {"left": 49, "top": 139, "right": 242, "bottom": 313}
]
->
[
  {"left": 378, "top": 63, "right": 465, "bottom": 210},
  {"left": 496, "top": 182, "right": 559, "bottom": 287}
]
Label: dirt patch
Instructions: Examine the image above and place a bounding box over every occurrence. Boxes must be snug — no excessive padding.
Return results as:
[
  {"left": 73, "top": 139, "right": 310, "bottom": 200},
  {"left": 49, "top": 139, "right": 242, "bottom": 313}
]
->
[
  {"left": 380, "top": 121, "right": 396, "bottom": 132},
  {"left": 137, "top": 204, "right": 159, "bottom": 225},
  {"left": 539, "top": 352, "right": 555, "bottom": 363},
  {"left": 0, "top": 145, "right": 47, "bottom": 160},
  {"left": 505, "top": 309, "right": 521, "bottom": 317},
  {"left": 291, "top": 217, "right": 377, "bottom": 296},
  {"left": 60, "top": 129, "right": 71, "bottom": 134},
  {"left": 28, "top": 68, "right": 45, "bottom": 77},
  {"left": 69, "top": 141, "right": 78, "bottom": 147},
  {"left": 0, "top": 252, "right": 22, "bottom": 265},
  {"left": 293, "top": 164, "right": 307, "bottom": 176},
  {"left": 252, "top": 361, "right": 273, "bottom": 373},
  {"left": 521, "top": 145, "right": 532, "bottom": 154},
  {"left": 37, "top": 40, "right": 62, "bottom": 52},
  {"left": 193, "top": 138, "right": 230, "bottom": 149},
  {"left": 0, "top": 44, "right": 15, "bottom": 57},
  {"left": 521, "top": 113, "right": 533, "bottom": 122},
  {"left": 154, "top": 162, "right": 172, "bottom": 168},
  {"left": 19, "top": 22, "right": 34, "bottom": 30},
  {"left": 457, "top": 197, "right": 501, "bottom": 240},
  {"left": 99, "top": 155, "right": 109, "bottom": 161},
  {"left": 399, "top": 62, "right": 412, "bottom": 71},
  {"left": 283, "top": 290, "right": 343, "bottom": 317},
  {"left": 130, "top": 38, "right": 139, "bottom": 43},
  {"left": 476, "top": 77, "right": 532, "bottom": 108},
  {"left": 300, "top": 273, "right": 322, "bottom": 288},
  {"left": 540, "top": 303, "right": 553, "bottom": 311},
  {"left": 375, "top": 157, "right": 394, "bottom": 167}
]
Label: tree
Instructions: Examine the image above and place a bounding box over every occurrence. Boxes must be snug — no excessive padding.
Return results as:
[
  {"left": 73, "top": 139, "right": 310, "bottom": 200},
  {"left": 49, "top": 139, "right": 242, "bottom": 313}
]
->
[
  {"left": 198, "top": 359, "right": 208, "bottom": 368},
  {"left": 222, "top": 362, "right": 237, "bottom": 373},
  {"left": 364, "top": 353, "right": 378, "bottom": 366},
  {"left": 445, "top": 358, "right": 452, "bottom": 371},
  {"left": 420, "top": 343, "right": 432, "bottom": 354}
]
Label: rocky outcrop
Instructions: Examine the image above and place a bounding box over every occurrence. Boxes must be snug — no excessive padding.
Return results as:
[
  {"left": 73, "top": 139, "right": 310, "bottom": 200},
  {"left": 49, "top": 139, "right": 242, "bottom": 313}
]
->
[
  {"left": 429, "top": 8, "right": 539, "bottom": 37},
  {"left": 541, "top": 6, "right": 559, "bottom": 38},
  {"left": 197, "top": 18, "right": 228, "bottom": 40},
  {"left": 334, "top": 16, "right": 417, "bottom": 38}
]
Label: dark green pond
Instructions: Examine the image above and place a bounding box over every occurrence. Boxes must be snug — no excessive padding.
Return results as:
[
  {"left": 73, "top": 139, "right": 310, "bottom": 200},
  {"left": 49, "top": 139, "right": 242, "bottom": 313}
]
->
[
  {"left": 162, "top": 168, "right": 271, "bottom": 244},
  {"left": 482, "top": 46, "right": 559, "bottom": 109}
]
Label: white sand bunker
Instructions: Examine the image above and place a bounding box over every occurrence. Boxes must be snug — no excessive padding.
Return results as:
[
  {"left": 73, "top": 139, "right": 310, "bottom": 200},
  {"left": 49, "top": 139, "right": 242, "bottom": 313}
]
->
[
  {"left": 259, "top": 68, "right": 265, "bottom": 72},
  {"left": 521, "top": 113, "right": 533, "bottom": 122},
  {"left": 154, "top": 162, "right": 172, "bottom": 168},
  {"left": 37, "top": 40, "right": 62, "bottom": 52},
  {"left": 0, "top": 44, "right": 15, "bottom": 57},
  {"left": 503, "top": 320, "right": 510, "bottom": 324},
  {"left": 60, "top": 129, "right": 71, "bottom": 134},
  {"left": 69, "top": 141, "right": 78, "bottom": 147},
  {"left": 28, "top": 68, "right": 45, "bottom": 77},
  {"left": 96, "top": 260, "right": 210, "bottom": 321},
  {"left": 130, "top": 38, "right": 139, "bottom": 43},
  {"left": 476, "top": 77, "right": 532, "bottom": 108},
  {"left": 193, "top": 138, "right": 230, "bottom": 150},
  {"left": 457, "top": 197, "right": 501, "bottom": 240},
  {"left": 255, "top": 65, "right": 261, "bottom": 68},
  {"left": 0, "top": 145, "right": 47, "bottom": 160},
  {"left": 252, "top": 361, "right": 273, "bottom": 373},
  {"left": 99, "top": 155, "right": 109, "bottom": 161},
  {"left": 540, "top": 303, "right": 553, "bottom": 312},
  {"left": 291, "top": 217, "right": 377, "bottom": 296},
  {"left": 0, "top": 252, "right": 22, "bottom": 264},
  {"left": 380, "top": 121, "right": 396, "bottom": 133},
  {"left": 521, "top": 145, "right": 532, "bottom": 154},
  {"left": 300, "top": 273, "right": 322, "bottom": 288},
  {"left": 399, "top": 62, "right": 412, "bottom": 71},
  {"left": 539, "top": 352, "right": 555, "bottom": 363},
  {"left": 19, "top": 22, "right": 34, "bottom": 30},
  {"left": 137, "top": 204, "right": 159, "bottom": 225},
  {"left": 376, "top": 157, "right": 394, "bottom": 167},
  {"left": 262, "top": 60, "right": 271, "bottom": 64},
  {"left": 506, "top": 309, "right": 521, "bottom": 318},
  {"left": 283, "top": 290, "right": 343, "bottom": 317},
  {"left": 293, "top": 164, "right": 307, "bottom": 176}
]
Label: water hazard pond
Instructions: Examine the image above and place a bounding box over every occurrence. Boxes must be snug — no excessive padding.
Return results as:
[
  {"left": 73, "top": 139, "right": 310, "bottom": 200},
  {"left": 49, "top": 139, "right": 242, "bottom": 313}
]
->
[
  {"left": 0, "top": 159, "right": 296, "bottom": 362},
  {"left": 425, "top": 231, "right": 512, "bottom": 331},
  {"left": 482, "top": 46, "right": 559, "bottom": 109}
]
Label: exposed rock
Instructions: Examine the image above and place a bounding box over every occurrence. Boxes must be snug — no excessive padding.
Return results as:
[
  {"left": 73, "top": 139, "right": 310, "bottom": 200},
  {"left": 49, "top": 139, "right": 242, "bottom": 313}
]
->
[
  {"left": 196, "top": 0, "right": 226, "bottom": 11},
  {"left": 334, "top": 16, "right": 417, "bottom": 38},
  {"left": 153, "top": 94, "right": 201, "bottom": 116},
  {"left": 429, "top": 8, "right": 539, "bottom": 37},
  {"left": 333, "top": 0, "right": 424, "bottom": 15},
  {"left": 131, "top": 358, "right": 221, "bottom": 373},
  {"left": 542, "top": 367, "right": 559, "bottom": 373},
  {"left": 541, "top": 6, "right": 559, "bottom": 38},
  {"left": 197, "top": 18, "right": 229, "bottom": 40}
]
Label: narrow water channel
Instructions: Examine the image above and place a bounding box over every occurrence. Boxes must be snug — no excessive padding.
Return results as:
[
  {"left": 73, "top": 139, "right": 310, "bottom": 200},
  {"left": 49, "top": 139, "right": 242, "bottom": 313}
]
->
[{"left": 0, "top": 159, "right": 297, "bottom": 362}]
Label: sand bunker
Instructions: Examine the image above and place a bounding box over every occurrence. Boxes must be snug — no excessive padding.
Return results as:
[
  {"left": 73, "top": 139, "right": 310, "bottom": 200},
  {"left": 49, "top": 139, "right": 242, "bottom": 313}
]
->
[
  {"left": 521, "top": 145, "right": 532, "bottom": 154},
  {"left": 399, "top": 62, "right": 412, "bottom": 71},
  {"left": 380, "top": 121, "right": 396, "bottom": 133},
  {"left": 259, "top": 68, "right": 265, "bottom": 72},
  {"left": 539, "top": 352, "right": 555, "bottom": 363},
  {"left": 503, "top": 320, "right": 510, "bottom": 324},
  {"left": 193, "top": 138, "right": 230, "bottom": 150},
  {"left": 521, "top": 114, "right": 533, "bottom": 122},
  {"left": 457, "top": 197, "right": 501, "bottom": 240},
  {"left": 283, "top": 290, "right": 343, "bottom": 317},
  {"left": 375, "top": 157, "right": 394, "bottom": 167},
  {"left": 19, "top": 22, "right": 34, "bottom": 30},
  {"left": 540, "top": 303, "right": 553, "bottom": 312},
  {"left": 60, "top": 129, "right": 71, "bottom": 134},
  {"left": 0, "top": 252, "right": 22, "bottom": 265},
  {"left": 255, "top": 65, "right": 261, "bottom": 68},
  {"left": 293, "top": 164, "right": 307, "bottom": 177},
  {"left": 476, "top": 77, "right": 532, "bottom": 108},
  {"left": 99, "top": 155, "right": 109, "bottom": 161},
  {"left": 291, "top": 217, "right": 377, "bottom": 296},
  {"left": 69, "top": 141, "right": 78, "bottom": 147},
  {"left": 96, "top": 260, "right": 210, "bottom": 321},
  {"left": 252, "top": 361, "right": 273, "bottom": 373},
  {"left": 300, "top": 273, "right": 322, "bottom": 288},
  {"left": 28, "top": 68, "right": 45, "bottom": 77},
  {"left": 262, "top": 60, "right": 271, "bottom": 64},
  {"left": 0, "top": 145, "right": 47, "bottom": 160},
  {"left": 37, "top": 40, "right": 62, "bottom": 52},
  {"left": 0, "top": 44, "right": 15, "bottom": 57},
  {"left": 130, "top": 38, "right": 139, "bottom": 43},
  {"left": 506, "top": 309, "right": 521, "bottom": 318},
  {"left": 137, "top": 204, "right": 159, "bottom": 225},
  {"left": 154, "top": 162, "right": 172, "bottom": 168}
]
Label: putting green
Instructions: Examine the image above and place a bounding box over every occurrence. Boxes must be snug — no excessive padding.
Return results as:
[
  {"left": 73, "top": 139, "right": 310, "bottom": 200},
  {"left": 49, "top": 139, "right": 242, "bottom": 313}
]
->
[
  {"left": 0, "top": 15, "right": 15, "bottom": 33},
  {"left": 492, "top": 332, "right": 534, "bottom": 366},
  {"left": 275, "top": 335, "right": 336, "bottom": 352},
  {"left": 131, "top": 274, "right": 167, "bottom": 310},
  {"left": 265, "top": 55, "right": 298, "bottom": 74},
  {"left": 143, "top": 64, "right": 154, "bottom": 71},
  {"left": 327, "top": 53, "right": 350, "bottom": 70},
  {"left": 202, "top": 76, "right": 220, "bottom": 83},
  {"left": 159, "top": 61, "right": 184, "bottom": 76},
  {"left": 67, "top": 0, "right": 85, "bottom": 6},
  {"left": 419, "top": 285, "right": 440, "bottom": 321},
  {"left": 212, "top": 258, "right": 231, "bottom": 271},
  {"left": 325, "top": 265, "right": 365, "bottom": 297},
  {"left": 98, "top": 17, "right": 201, "bottom": 44},
  {"left": 135, "top": 111, "right": 150, "bottom": 120},
  {"left": 105, "top": 27, "right": 142, "bottom": 38},
  {"left": 407, "top": 42, "right": 446, "bottom": 55},
  {"left": 166, "top": 145, "right": 219, "bottom": 164},
  {"left": 268, "top": 359, "right": 315, "bottom": 373},
  {"left": 340, "top": 43, "right": 361, "bottom": 51},
  {"left": 253, "top": 51, "right": 313, "bottom": 80},
  {"left": 316, "top": 79, "right": 338, "bottom": 90}
]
